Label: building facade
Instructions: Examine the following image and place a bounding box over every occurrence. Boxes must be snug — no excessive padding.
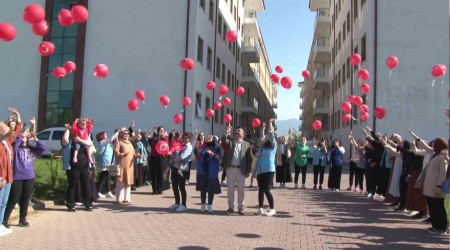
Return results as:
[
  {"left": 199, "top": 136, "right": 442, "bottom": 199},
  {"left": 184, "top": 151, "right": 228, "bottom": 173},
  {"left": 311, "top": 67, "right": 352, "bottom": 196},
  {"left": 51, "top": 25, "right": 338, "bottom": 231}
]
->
[
  {"left": 301, "top": 0, "right": 449, "bottom": 159},
  {"left": 0, "top": 0, "right": 276, "bottom": 139}
]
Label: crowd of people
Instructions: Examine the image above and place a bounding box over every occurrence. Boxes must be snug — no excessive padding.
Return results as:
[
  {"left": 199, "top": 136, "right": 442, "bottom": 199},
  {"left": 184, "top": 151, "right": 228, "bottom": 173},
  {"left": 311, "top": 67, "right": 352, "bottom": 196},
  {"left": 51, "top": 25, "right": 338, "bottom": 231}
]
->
[{"left": 0, "top": 107, "right": 448, "bottom": 238}]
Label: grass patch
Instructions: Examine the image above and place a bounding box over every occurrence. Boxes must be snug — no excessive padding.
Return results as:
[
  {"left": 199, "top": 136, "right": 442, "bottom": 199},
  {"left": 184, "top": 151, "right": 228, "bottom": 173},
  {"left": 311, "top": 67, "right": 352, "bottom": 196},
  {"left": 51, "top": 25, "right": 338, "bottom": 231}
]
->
[{"left": 33, "top": 157, "right": 67, "bottom": 201}]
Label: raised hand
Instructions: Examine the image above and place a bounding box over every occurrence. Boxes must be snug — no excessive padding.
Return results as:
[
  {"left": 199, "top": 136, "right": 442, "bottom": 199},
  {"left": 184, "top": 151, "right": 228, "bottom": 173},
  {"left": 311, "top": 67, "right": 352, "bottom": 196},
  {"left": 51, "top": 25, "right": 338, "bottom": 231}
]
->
[{"left": 29, "top": 117, "right": 35, "bottom": 125}]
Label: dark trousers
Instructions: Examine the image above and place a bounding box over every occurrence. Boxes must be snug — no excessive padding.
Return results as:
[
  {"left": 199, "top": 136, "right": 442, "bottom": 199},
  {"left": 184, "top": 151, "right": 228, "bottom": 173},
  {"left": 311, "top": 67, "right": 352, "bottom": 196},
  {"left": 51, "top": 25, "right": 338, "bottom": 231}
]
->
[
  {"left": 221, "top": 169, "right": 227, "bottom": 182},
  {"left": 377, "top": 167, "right": 390, "bottom": 196},
  {"left": 355, "top": 168, "right": 365, "bottom": 189},
  {"left": 366, "top": 167, "right": 378, "bottom": 195},
  {"left": 143, "top": 164, "right": 150, "bottom": 184},
  {"left": 349, "top": 161, "right": 357, "bottom": 187},
  {"left": 96, "top": 170, "right": 111, "bottom": 193},
  {"left": 67, "top": 165, "right": 92, "bottom": 208},
  {"left": 151, "top": 156, "right": 162, "bottom": 193},
  {"left": 3, "top": 179, "right": 35, "bottom": 223},
  {"left": 294, "top": 165, "right": 308, "bottom": 185},
  {"left": 171, "top": 169, "right": 187, "bottom": 206},
  {"left": 186, "top": 161, "right": 192, "bottom": 181},
  {"left": 137, "top": 163, "right": 145, "bottom": 187},
  {"left": 398, "top": 173, "right": 408, "bottom": 208},
  {"left": 257, "top": 172, "right": 274, "bottom": 209},
  {"left": 328, "top": 166, "right": 342, "bottom": 189},
  {"left": 313, "top": 165, "right": 325, "bottom": 185},
  {"left": 426, "top": 196, "right": 448, "bottom": 231},
  {"left": 200, "top": 191, "right": 214, "bottom": 205}
]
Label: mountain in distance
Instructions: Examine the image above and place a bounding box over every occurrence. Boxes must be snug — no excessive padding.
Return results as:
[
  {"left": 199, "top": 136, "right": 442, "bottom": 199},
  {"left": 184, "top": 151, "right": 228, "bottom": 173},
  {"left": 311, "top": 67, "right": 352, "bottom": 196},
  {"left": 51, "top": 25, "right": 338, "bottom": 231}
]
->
[{"left": 275, "top": 119, "right": 301, "bottom": 136}]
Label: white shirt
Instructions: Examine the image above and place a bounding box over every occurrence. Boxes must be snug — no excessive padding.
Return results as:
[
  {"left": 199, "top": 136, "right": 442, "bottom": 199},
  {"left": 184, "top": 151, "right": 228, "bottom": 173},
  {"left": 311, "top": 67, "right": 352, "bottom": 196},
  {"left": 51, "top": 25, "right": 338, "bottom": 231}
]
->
[{"left": 231, "top": 140, "right": 242, "bottom": 166}]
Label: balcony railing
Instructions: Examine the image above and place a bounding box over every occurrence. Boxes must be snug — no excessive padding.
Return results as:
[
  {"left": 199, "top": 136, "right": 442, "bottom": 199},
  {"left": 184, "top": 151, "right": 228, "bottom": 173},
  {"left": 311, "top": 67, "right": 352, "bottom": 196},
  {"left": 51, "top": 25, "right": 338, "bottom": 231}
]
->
[
  {"left": 242, "top": 67, "right": 260, "bottom": 81},
  {"left": 245, "top": 9, "right": 257, "bottom": 18},
  {"left": 313, "top": 37, "right": 330, "bottom": 53},
  {"left": 317, "top": 8, "right": 330, "bottom": 17},
  {"left": 313, "top": 98, "right": 329, "bottom": 109},
  {"left": 242, "top": 97, "right": 259, "bottom": 110},
  {"left": 242, "top": 37, "right": 261, "bottom": 56},
  {"left": 314, "top": 65, "right": 330, "bottom": 80}
]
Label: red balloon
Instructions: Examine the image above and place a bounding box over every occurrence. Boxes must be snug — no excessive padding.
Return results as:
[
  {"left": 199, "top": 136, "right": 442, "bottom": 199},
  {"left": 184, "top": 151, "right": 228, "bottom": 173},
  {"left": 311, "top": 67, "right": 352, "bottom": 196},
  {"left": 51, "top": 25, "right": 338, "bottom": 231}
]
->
[
  {"left": 223, "top": 97, "right": 231, "bottom": 106},
  {"left": 360, "top": 83, "right": 370, "bottom": 94},
  {"left": 302, "top": 70, "right": 310, "bottom": 78},
  {"left": 155, "top": 140, "right": 169, "bottom": 156},
  {"left": 438, "top": 64, "right": 447, "bottom": 73},
  {"left": 71, "top": 5, "right": 89, "bottom": 24},
  {"left": 23, "top": 3, "right": 45, "bottom": 24},
  {"left": 386, "top": 56, "right": 398, "bottom": 70},
  {"left": 281, "top": 76, "right": 292, "bottom": 89},
  {"left": 360, "top": 112, "right": 369, "bottom": 122},
  {"left": 341, "top": 102, "right": 352, "bottom": 113},
  {"left": 0, "top": 23, "right": 16, "bottom": 42},
  {"left": 58, "top": 9, "right": 73, "bottom": 27},
  {"left": 180, "top": 58, "right": 195, "bottom": 70},
  {"left": 94, "top": 64, "right": 109, "bottom": 78},
  {"left": 206, "top": 81, "right": 216, "bottom": 90},
  {"left": 252, "top": 118, "right": 261, "bottom": 128},
  {"left": 213, "top": 101, "right": 223, "bottom": 110},
  {"left": 52, "top": 67, "right": 67, "bottom": 79},
  {"left": 350, "top": 53, "right": 361, "bottom": 66},
  {"left": 271, "top": 74, "right": 280, "bottom": 83},
  {"left": 159, "top": 95, "right": 170, "bottom": 107},
  {"left": 275, "top": 65, "right": 283, "bottom": 74},
  {"left": 342, "top": 114, "right": 352, "bottom": 123},
  {"left": 354, "top": 96, "right": 363, "bottom": 106},
  {"left": 358, "top": 69, "right": 370, "bottom": 81},
  {"left": 219, "top": 85, "right": 229, "bottom": 95},
  {"left": 224, "top": 114, "right": 232, "bottom": 123},
  {"left": 236, "top": 86, "right": 245, "bottom": 96},
  {"left": 205, "top": 108, "right": 215, "bottom": 118},
  {"left": 135, "top": 90, "right": 146, "bottom": 101},
  {"left": 431, "top": 65, "right": 444, "bottom": 77},
  {"left": 348, "top": 95, "right": 356, "bottom": 104},
  {"left": 312, "top": 120, "right": 322, "bottom": 131},
  {"left": 38, "top": 41, "right": 55, "bottom": 56},
  {"left": 31, "top": 20, "right": 49, "bottom": 36},
  {"left": 225, "top": 30, "right": 237, "bottom": 42},
  {"left": 183, "top": 97, "right": 191, "bottom": 106},
  {"left": 174, "top": 114, "right": 183, "bottom": 124},
  {"left": 128, "top": 99, "right": 139, "bottom": 111},
  {"left": 374, "top": 106, "right": 386, "bottom": 119},
  {"left": 359, "top": 104, "right": 369, "bottom": 113},
  {"left": 63, "top": 61, "right": 76, "bottom": 73}
]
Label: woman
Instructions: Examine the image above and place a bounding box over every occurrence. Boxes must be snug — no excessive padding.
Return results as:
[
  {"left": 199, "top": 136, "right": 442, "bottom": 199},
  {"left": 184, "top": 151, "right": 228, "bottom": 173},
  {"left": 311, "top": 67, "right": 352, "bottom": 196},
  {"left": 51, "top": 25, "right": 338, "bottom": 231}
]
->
[
  {"left": 293, "top": 137, "right": 310, "bottom": 189},
  {"left": 328, "top": 139, "right": 345, "bottom": 191},
  {"left": 3, "top": 117, "right": 45, "bottom": 228},
  {"left": 387, "top": 135, "right": 403, "bottom": 206},
  {"left": 349, "top": 135, "right": 366, "bottom": 193},
  {"left": 312, "top": 138, "right": 328, "bottom": 190},
  {"left": 135, "top": 133, "right": 148, "bottom": 187},
  {"left": 347, "top": 139, "right": 360, "bottom": 191},
  {"left": 149, "top": 126, "right": 169, "bottom": 194},
  {"left": 256, "top": 119, "right": 277, "bottom": 216},
  {"left": 365, "top": 140, "right": 378, "bottom": 199},
  {"left": 96, "top": 130, "right": 118, "bottom": 199},
  {"left": 275, "top": 136, "right": 292, "bottom": 188},
  {"left": 196, "top": 135, "right": 221, "bottom": 213},
  {"left": 114, "top": 128, "right": 141, "bottom": 204}
]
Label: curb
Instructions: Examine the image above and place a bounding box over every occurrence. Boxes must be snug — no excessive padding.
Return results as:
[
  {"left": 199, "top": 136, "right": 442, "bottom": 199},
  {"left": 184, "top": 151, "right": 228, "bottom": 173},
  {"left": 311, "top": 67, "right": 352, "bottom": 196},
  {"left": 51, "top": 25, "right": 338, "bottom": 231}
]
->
[{"left": 8, "top": 198, "right": 64, "bottom": 222}]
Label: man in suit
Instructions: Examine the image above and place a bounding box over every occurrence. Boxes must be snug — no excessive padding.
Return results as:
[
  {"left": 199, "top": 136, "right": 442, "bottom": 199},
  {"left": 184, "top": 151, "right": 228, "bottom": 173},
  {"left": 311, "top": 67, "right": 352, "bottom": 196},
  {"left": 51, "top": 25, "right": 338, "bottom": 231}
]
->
[{"left": 222, "top": 126, "right": 252, "bottom": 215}]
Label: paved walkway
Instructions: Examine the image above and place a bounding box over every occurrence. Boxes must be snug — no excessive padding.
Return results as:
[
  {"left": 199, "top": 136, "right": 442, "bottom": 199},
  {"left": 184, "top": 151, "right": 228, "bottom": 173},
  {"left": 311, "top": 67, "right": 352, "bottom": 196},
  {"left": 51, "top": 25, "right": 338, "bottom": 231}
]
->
[{"left": 1, "top": 169, "right": 449, "bottom": 249}]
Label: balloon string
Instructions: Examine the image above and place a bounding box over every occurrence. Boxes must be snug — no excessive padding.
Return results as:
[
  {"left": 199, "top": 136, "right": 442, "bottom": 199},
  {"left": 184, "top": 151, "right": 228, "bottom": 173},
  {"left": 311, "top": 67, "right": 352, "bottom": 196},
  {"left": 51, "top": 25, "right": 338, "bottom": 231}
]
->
[
  {"left": 442, "top": 72, "right": 446, "bottom": 85},
  {"left": 165, "top": 106, "right": 168, "bottom": 109},
  {"left": 180, "top": 109, "right": 185, "bottom": 113},
  {"left": 388, "top": 70, "right": 392, "bottom": 79},
  {"left": 219, "top": 96, "right": 223, "bottom": 101},
  {"left": 432, "top": 78, "right": 435, "bottom": 87},
  {"left": 143, "top": 101, "right": 146, "bottom": 105}
]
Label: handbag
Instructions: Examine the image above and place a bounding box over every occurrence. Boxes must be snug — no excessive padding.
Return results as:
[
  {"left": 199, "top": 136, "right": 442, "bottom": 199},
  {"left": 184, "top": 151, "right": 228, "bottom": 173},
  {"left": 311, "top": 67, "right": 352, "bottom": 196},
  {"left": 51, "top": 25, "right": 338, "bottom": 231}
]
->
[
  {"left": 108, "top": 151, "right": 121, "bottom": 177},
  {"left": 441, "top": 179, "right": 450, "bottom": 194}
]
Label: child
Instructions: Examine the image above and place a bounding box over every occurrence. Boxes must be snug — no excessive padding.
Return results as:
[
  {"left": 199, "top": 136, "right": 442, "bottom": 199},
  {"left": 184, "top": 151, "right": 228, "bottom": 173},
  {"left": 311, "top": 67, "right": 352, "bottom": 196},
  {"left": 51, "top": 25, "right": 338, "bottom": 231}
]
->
[
  {"left": 71, "top": 118, "right": 94, "bottom": 164},
  {"left": 163, "top": 132, "right": 184, "bottom": 181},
  {"left": 249, "top": 146, "right": 258, "bottom": 187}
]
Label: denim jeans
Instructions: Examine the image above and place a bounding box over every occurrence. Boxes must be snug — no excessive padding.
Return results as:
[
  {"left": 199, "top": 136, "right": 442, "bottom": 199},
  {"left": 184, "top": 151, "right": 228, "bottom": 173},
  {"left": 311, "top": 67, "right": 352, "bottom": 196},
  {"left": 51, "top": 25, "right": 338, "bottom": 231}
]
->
[{"left": 0, "top": 183, "right": 12, "bottom": 223}]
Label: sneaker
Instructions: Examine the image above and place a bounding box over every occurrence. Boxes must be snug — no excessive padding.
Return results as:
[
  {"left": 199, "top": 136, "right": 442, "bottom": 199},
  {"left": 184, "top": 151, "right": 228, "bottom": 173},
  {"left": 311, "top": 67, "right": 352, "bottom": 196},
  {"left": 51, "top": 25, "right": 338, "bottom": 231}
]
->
[
  {"left": 266, "top": 209, "right": 276, "bottom": 217},
  {"left": 169, "top": 204, "right": 179, "bottom": 210},
  {"left": 200, "top": 204, "right": 206, "bottom": 212},
  {"left": 346, "top": 187, "right": 352, "bottom": 191},
  {"left": 86, "top": 206, "right": 93, "bottom": 211},
  {"left": 335, "top": 189, "right": 340, "bottom": 192},
  {"left": 131, "top": 186, "right": 136, "bottom": 191},
  {"left": 14, "top": 204, "right": 18, "bottom": 209},
  {"left": 367, "top": 193, "right": 373, "bottom": 199},
  {"left": 106, "top": 192, "right": 115, "bottom": 198},
  {"left": 257, "top": 208, "right": 266, "bottom": 216},
  {"left": 410, "top": 211, "right": 419, "bottom": 216},
  {"left": 238, "top": 209, "right": 245, "bottom": 215},
  {"left": 98, "top": 192, "right": 106, "bottom": 198},
  {"left": 301, "top": 184, "right": 306, "bottom": 189},
  {"left": 279, "top": 183, "right": 283, "bottom": 188},
  {"left": 207, "top": 205, "right": 213, "bottom": 214},
  {"left": 221, "top": 181, "right": 226, "bottom": 187},
  {"left": 0, "top": 225, "right": 12, "bottom": 237},
  {"left": 295, "top": 184, "right": 298, "bottom": 189},
  {"left": 185, "top": 180, "right": 189, "bottom": 185},
  {"left": 226, "top": 208, "right": 234, "bottom": 214},
  {"left": 75, "top": 202, "right": 83, "bottom": 207},
  {"left": 2, "top": 222, "right": 9, "bottom": 229},
  {"left": 175, "top": 205, "right": 187, "bottom": 212},
  {"left": 18, "top": 220, "right": 30, "bottom": 227},
  {"left": 427, "top": 228, "right": 446, "bottom": 235}
]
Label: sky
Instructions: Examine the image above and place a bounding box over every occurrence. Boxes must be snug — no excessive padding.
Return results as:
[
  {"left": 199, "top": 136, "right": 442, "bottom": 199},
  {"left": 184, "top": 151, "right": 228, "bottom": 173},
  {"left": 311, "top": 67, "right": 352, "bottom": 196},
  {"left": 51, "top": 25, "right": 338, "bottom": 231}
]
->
[{"left": 258, "top": 0, "right": 315, "bottom": 121}]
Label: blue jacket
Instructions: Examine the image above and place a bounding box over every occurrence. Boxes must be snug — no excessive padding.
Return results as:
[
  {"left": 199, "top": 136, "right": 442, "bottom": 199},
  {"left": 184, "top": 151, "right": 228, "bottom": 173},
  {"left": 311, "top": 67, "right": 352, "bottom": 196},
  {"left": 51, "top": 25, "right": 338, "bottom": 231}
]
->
[
  {"left": 136, "top": 141, "right": 147, "bottom": 165},
  {"left": 197, "top": 145, "right": 221, "bottom": 179},
  {"left": 329, "top": 146, "right": 345, "bottom": 168},
  {"left": 62, "top": 138, "right": 72, "bottom": 171},
  {"left": 256, "top": 131, "right": 277, "bottom": 175},
  {"left": 312, "top": 146, "right": 327, "bottom": 167},
  {"left": 97, "top": 140, "right": 115, "bottom": 168}
]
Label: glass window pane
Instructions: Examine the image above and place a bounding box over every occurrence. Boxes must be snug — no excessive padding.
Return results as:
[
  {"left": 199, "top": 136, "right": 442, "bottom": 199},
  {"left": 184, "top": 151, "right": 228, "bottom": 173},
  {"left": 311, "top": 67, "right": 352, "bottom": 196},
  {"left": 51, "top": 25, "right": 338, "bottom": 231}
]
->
[
  {"left": 46, "top": 91, "right": 59, "bottom": 103},
  {"left": 64, "top": 25, "right": 78, "bottom": 37},
  {"left": 48, "top": 55, "right": 63, "bottom": 73},
  {"left": 52, "top": 2, "right": 65, "bottom": 19},
  {"left": 51, "top": 131, "right": 64, "bottom": 140},
  {"left": 60, "top": 74, "right": 74, "bottom": 90},
  {"left": 52, "top": 38, "right": 63, "bottom": 55},
  {"left": 58, "top": 91, "right": 73, "bottom": 108},
  {"left": 51, "top": 23, "right": 64, "bottom": 38},
  {"left": 47, "top": 77, "right": 61, "bottom": 91},
  {"left": 37, "top": 131, "right": 51, "bottom": 140},
  {"left": 45, "top": 104, "right": 58, "bottom": 126},
  {"left": 62, "top": 54, "right": 75, "bottom": 62},
  {"left": 63, "top": 38, "right": 76, "bottom": 54},
  {"left": 58, "top": 109, "right": 72, "bottom": 125}
]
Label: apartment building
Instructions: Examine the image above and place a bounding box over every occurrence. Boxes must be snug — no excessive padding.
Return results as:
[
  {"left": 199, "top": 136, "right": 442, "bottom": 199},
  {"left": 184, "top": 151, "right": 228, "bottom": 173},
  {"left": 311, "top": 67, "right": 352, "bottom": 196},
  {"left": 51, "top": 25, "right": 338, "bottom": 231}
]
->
[
  {"left": 0, "top": 0, "right": 276, "bottom": 139},
  {"left": 301, "top": 0, "right": 449, "bottom": 159}
]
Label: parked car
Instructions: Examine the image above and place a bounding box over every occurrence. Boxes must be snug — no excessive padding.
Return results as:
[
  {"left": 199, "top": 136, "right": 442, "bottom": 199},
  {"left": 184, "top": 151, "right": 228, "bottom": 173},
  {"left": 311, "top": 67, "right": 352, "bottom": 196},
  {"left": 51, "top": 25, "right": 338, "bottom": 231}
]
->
[{"left": 36, "top": 127, "right": 66, "bottom": 156}]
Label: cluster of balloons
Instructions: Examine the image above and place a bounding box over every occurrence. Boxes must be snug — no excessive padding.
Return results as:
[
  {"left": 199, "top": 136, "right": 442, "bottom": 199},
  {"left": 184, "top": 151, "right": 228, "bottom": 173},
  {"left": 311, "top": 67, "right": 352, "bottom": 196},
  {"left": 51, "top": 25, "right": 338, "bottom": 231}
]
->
[
  {"left": 128, "top": 90, "right": 146, "bottom": 111},
  {"left": 271, "top": 64, "right": 309, "bottom": 90},
  {"left": 58, "top": 5, "right": 88, "bottom": 26}
]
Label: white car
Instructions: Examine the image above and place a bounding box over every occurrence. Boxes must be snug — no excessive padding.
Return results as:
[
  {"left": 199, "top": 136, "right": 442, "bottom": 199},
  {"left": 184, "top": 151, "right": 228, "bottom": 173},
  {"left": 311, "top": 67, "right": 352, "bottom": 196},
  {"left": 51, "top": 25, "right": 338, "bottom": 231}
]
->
[{"left": 36, "top": 127, "right": 66, "bottom": 156}]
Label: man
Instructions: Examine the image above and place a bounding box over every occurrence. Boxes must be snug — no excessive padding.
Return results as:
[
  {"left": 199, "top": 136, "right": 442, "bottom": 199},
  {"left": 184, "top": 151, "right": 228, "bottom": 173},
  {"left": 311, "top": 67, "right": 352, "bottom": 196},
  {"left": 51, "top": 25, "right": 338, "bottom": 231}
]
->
[{"left": 222, "top": 126, "right": 252, "bottom": 215}]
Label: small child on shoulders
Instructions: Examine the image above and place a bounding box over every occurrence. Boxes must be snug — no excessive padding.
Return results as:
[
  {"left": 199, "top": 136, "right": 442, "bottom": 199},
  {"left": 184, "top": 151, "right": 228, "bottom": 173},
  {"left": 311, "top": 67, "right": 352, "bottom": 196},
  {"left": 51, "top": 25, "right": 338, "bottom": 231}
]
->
[{"left": 71, "top": 118, "right": 95, "bottom": 164}]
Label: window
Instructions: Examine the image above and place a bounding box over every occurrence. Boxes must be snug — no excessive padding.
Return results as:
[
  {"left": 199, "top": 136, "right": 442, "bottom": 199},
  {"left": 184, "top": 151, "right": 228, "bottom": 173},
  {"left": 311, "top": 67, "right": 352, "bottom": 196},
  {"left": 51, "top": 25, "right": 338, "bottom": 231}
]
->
[
  {"left": 362, "top": 0, "right": 366, "bottom": 9},
  {"left": 234, "top": 7, "right": 237, "bottom": 21},
  {"left": 331, "top": 114, "right": 334, "bottom": 131},
  {"left": 51, "top": 130, "right": 64, "bottom": 140},
  {"left": 343, "top": 22, "right": 346, "bottom": 41},
  {"left": 220, "top": 108, "right": 224, "bottom": 124},
  {"left": 338, "top": 110, "right": 341, "bottom": 129},
  {"left": 353, "top": 0, "right": 358, "bottom": 22},
  {"left": 353, "top": 45, "right": 358, "bottom": 72},
  {"left": 37, "top": 131, "right": 50, "bottom": 140},
  {"left": 197, "top": 36, "right": 204, "bottom": 64},
  {"left": 347, "top": 58, "right": 350, "bottom": 78},
  {"left": 209, "top": 0, "right": 214, "bottom": 23},
  {"left": 338, "top": 70, "right": 341, "bottom": 89},
  {"left": 238, "top": 18, "right": 240, "bottom": 31},
  {"left": 221, "top": 63, "right": 225, "bottom": 83},
  {"left": 218, "top": 15, "right": 222, "bottom": 35},
  {"left": 342, "top": 65, "right": 346, "bottom": 83},
  {"left": 338, "top": 0, "right": 341, "bottom": 14},
  {"left": 195, "top": 92, "right": 202, "bottom": 119},
  {"left": 236, "top": 46, "right": 240, "bottom": 62},
  {"left": 207, "top": 47, "right": 212, "bottom": 71},
  {"left": 230, "top": 0, "right": 233, "bottom": 13},
  {"left": 232, "top": 42, "right": 235, "bottom": 56},
  {"left": 335, "top": 3, "right": 338, "bottom": 16},
  {"left": 215, "top": 107, "right": 219, "bottom": 123},
  {"left": 205, "top": 97, "right": 211, "bottom": 121},
  {"left": 332, "top": 13, "right": 335, "bottom": 30},
  {"left": 232, "top": 74, "right": 235, "bottom": 91},
  {"left": 338, "top": 32, "right": 341, "bottom": 51},
  {"left": 347, "top": 12, "right": 350, "bottom": 34},
  {"left": 229, "top": 36, "right": 232, "bottom": 50},
  {"left": 223, "top": 23, "right": 227, "bottom": 41},
  {"left": 200, "top": 0, "right": 205, "bottom": 12},
  {"left": 227, "top": 70, "right": 231, "bottom": 87},
  {"left": 216, "top": 57, "right": 221, "bottom": 79},
  {"left": 361, "top": 34, "right": 366, "bottom": 62}
]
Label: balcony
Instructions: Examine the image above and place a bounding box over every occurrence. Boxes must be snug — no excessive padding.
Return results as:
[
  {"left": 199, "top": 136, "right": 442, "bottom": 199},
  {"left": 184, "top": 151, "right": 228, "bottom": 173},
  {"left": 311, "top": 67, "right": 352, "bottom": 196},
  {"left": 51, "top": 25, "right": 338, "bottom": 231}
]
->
[
  {"left": 312, "top": 98, "right": 329, "bottom": 116},
  {"left": 242, "top": 67, "right": 259, "bottom": 88},
  {"left": 243, "top": 10, "right": 260, "bottom": 38},
  {"left": 298, "top": 81, "right": 305, "bottom": 88},
  {"left": 312, "top": 37, "right": 331, "bottom": 63},
  {"left": 314, "top": 9, "right": 331, "bottom": 38},
  {"left": 313, "top": 65, "right": 330, "bottom": 90},
  {"left": 299, "top": 101, "right": 304, "bottom": 109},
  {"left": 299, "top": 112, "right": 304, "bottom": 120},
  {"left": 300, "top": 87, "right": 306, "bottom": 98},
  {"left": 241, "top": 38, "right": 260, "bottom": 63},
  {"left": 241, "top": 97, "right": 259, "bottom": 115},
  {"left": 309, "top": 0, "right": 330, "bottom": 11},
  {"left": 244, "top": 0, "right": 265, "bottom": 12}
]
